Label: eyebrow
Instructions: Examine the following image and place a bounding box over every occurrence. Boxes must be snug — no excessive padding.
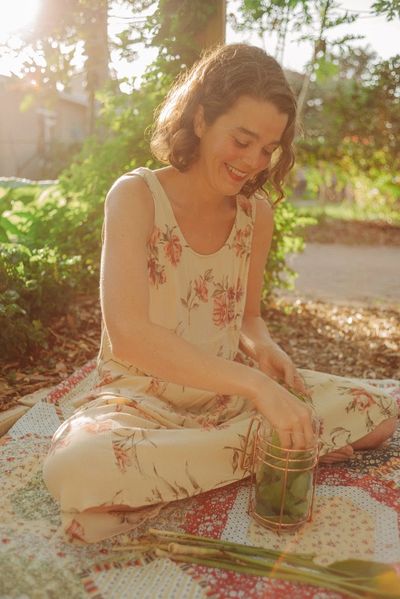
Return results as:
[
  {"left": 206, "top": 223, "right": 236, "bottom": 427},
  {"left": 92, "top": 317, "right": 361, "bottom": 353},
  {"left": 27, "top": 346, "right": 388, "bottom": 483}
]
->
[{"left": 236, "top": 126, "right": 281, "bottom": 146}]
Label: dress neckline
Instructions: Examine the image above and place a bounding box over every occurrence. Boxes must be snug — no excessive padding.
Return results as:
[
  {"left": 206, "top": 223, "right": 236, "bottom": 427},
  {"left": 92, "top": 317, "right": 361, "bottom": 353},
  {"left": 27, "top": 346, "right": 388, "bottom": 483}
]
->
[{"left": 145, "top": 167, "right": 238, "bottom": 258}]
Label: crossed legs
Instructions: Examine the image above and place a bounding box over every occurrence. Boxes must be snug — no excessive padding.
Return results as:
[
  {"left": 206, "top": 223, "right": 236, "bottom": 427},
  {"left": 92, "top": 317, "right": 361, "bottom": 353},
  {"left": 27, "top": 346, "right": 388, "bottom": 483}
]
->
[{"left": 319, "top": 416, "right": 398, "bottom": 464}]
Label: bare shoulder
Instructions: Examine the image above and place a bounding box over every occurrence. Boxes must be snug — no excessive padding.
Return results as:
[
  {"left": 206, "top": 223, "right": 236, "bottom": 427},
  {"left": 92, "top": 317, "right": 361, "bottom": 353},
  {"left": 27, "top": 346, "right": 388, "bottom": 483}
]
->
[
  {"left": 253, "top": 190, "right": 274, "bottom": 236},
  {"left": 105, "top": 172, "right": 155, "bottom": 237}
]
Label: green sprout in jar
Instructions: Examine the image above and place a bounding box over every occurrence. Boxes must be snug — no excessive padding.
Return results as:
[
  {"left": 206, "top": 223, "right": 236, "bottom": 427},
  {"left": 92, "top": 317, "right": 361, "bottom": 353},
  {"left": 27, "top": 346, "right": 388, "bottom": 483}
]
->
[{"left": 254, "top": 383, "right": 319, "bottom": 526}]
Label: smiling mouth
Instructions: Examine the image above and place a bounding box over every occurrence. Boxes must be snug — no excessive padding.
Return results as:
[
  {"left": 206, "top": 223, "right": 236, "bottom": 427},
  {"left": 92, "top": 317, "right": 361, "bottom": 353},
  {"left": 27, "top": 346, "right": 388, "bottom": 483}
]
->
[{"left": 225, "top": 163, "right": 247, "bottom": 182}]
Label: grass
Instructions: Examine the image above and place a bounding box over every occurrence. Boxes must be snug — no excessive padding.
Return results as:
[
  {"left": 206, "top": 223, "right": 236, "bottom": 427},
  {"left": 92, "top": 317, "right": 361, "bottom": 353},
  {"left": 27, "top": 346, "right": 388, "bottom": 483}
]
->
[{"left": 293, "top": 200, "right": 400, "bottom": 225}]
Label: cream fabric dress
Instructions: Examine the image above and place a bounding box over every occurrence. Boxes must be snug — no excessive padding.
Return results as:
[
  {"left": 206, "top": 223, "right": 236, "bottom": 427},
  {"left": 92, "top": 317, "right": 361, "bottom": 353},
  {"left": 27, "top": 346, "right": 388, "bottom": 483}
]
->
[{"left": 43, "top": 167, "right": 398, "bottom": 543}]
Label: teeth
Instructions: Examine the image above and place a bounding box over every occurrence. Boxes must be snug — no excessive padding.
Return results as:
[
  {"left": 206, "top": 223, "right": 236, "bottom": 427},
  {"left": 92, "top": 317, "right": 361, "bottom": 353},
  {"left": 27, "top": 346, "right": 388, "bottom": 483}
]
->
[{"left": 227, "top": 164, "right": 246, "bottom": 178}]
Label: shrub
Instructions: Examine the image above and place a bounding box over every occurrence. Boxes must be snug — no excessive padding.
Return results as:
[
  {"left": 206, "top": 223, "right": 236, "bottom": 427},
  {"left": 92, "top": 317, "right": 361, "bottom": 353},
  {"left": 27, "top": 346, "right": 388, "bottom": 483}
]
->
[{"left": 0, "top": 242, "right": 85, "bottom": 359}]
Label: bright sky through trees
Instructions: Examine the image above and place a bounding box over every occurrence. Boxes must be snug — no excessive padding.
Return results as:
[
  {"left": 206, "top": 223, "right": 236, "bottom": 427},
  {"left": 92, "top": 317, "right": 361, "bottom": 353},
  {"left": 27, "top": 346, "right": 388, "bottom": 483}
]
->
[
  {"left": 0, "top": 0, "right": 39, "bottom": 38},
  {"left": 0, "top": 0, "right": 398, "bottom": 81}
]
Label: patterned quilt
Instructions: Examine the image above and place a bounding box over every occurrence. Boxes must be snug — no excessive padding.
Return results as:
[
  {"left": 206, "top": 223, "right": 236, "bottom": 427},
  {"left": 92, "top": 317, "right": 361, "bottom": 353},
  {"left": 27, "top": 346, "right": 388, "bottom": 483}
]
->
[{"left": 1, "top": 361, "right": 399, "bottom": 599}]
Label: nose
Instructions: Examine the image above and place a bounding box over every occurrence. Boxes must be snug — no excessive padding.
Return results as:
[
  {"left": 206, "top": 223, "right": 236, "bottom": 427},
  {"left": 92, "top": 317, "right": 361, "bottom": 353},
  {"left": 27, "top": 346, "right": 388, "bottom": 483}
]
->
[{"left": 243, "top": 147, "right": 269, "bottom": 171}]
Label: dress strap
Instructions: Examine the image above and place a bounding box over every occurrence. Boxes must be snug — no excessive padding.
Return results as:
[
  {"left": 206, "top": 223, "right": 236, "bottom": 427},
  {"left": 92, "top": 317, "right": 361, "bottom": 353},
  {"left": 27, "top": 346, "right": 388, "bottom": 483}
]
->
[{"left": 127, "top": 167, "right": 160, "bottom": 200}]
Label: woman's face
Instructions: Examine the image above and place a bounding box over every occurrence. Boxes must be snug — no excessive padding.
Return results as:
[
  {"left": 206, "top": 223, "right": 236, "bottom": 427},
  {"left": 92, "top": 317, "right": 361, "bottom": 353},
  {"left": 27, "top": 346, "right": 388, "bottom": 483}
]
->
[{"left": 194, "top": 95, "right": 289, "bottom": 196}]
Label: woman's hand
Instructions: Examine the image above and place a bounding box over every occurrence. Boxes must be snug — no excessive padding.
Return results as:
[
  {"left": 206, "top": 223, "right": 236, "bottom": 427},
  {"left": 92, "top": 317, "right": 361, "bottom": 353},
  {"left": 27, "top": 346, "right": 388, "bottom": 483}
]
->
[
  {"left": 257, "top": 341, "right": 311, "bottom": 399},
  {"left": 250, "top": 374, "right": 315, "bottom": 450}
]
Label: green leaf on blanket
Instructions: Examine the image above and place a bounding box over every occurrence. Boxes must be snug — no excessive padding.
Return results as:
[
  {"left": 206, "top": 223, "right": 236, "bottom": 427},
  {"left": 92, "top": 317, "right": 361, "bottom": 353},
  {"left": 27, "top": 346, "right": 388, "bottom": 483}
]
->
[
  {"left": 326, "top": 557, "right": 400, "bottom": 595},
  {"left": 116, "top": 529, "right": 400, "bottom": 599},
  {"left": 326, "top": 558, "right": 395, "bottom": 578}
]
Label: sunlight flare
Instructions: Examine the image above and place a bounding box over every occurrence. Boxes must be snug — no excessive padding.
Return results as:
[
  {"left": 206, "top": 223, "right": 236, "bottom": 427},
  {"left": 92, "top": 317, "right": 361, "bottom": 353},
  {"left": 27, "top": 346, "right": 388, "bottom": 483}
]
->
[{"left": 0, "top": 0, "right": 40, "bottom": 38}]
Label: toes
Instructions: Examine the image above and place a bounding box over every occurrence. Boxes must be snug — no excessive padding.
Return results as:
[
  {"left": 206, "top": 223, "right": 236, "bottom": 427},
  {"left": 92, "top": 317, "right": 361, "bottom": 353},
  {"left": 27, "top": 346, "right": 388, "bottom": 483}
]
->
[{"left": 319, "top": 446, "right": 354, "bottom": 464}]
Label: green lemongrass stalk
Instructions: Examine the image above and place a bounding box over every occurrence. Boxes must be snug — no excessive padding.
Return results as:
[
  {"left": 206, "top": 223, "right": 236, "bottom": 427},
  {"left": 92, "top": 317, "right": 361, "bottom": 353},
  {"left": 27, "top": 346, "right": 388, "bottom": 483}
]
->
[
  {"left": 111, "top": 542, "right": 159, "bottom": 553},
  {"left": 154, "top": 546, "right": 400, "bottom": 598},
  {"left": 148, "top": 528, "right": 316, "bottom": 565},
  {"left": 153, "top": 548, "right": 363, "bottom": 599},
  {"left": 148, "top": 528, "right": 375, "bottom": 582},
  {"left": 145, "top": 529, "right": 400, "bottom": 597},
  {"left": 278, "top": 380, "right": 312, "bottom": 404}
]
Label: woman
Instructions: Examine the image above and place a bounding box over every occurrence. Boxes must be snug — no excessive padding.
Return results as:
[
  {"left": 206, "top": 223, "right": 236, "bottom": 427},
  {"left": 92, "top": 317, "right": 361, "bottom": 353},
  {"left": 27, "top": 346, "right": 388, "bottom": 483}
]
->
[{"left": 43, "top": 44, "right": 398, "bottom": 543}]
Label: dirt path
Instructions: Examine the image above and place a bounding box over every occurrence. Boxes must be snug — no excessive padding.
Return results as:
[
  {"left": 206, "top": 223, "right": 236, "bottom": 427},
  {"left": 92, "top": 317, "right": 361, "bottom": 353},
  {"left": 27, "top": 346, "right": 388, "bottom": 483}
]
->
[{"left": 276, "top": 243, "right": 400, "bottom": 307}]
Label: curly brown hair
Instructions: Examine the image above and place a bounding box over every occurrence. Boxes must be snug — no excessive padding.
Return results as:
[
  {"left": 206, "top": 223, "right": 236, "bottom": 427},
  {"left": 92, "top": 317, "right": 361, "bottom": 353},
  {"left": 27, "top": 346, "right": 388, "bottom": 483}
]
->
[{"left": 150, "top": 43, "right": 297, "bottom": 205}]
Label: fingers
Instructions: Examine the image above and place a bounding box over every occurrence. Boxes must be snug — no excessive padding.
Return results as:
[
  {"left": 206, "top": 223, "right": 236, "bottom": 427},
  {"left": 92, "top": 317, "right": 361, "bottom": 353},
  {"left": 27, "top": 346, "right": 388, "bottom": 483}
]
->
[
  {"left": 293, "top": 371, "right": 311, "bottom": 397},
  {"left": 276, "top": 429, "right": 292, "bottom": 449},
  {"left": 275, "top": 428, "right": 312, "bottom": 450},
  {"left": 282, "top": 365, "right": 310, "bottom": 399},
  {"left": 282, "top": 362, "right": 295, "bottom": 388},
  {"left": 274, "top": 405, "right": 315, "bottom": 450},
  {"left": 301, "top": 408, "right": 316, "bottom": 448},
  {"left": 254, "top": 377, "right": 316, "bottom": 450}
]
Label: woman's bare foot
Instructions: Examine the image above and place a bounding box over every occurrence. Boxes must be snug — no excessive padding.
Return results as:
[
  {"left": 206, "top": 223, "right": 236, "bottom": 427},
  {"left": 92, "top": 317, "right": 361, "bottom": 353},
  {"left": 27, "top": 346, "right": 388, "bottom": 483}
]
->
[
  {"left": 319, "top": 417, "right": 398, "bottom": 464},
  {"left": 319, "top": 444, "right": 354, "bottom": 464}
]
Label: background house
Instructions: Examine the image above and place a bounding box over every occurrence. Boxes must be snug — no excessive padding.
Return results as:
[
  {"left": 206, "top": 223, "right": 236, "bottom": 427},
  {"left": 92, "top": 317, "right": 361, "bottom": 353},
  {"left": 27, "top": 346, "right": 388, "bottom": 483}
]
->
[{"left": 0, "top": 73, "right": 89, "bottom": 180}]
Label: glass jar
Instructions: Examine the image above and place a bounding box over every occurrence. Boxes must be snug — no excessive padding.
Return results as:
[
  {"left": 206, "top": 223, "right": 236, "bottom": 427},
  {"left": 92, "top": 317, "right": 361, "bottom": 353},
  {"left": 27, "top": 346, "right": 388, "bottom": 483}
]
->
[{"left": 243, "top": 416, "right": 320, "bottom": 533}]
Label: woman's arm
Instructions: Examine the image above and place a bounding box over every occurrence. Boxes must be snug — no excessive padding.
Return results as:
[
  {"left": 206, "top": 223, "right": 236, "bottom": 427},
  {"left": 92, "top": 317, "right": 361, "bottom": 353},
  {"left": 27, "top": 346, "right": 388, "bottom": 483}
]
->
[
  {"left": 239, "top": 195, "right": 276, "bottom": 360},
  {"left": 101, "top": 176, "right": 313, "bottom": 447},
  {"left": 239, "top": 197, "right": 309, "bottom": 395}
]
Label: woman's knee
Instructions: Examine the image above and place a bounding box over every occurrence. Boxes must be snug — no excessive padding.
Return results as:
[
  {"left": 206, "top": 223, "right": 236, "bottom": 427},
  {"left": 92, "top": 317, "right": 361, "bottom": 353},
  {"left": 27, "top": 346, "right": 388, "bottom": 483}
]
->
[{"left": 43, "top": 433, "right": 105, "bottom": 505}]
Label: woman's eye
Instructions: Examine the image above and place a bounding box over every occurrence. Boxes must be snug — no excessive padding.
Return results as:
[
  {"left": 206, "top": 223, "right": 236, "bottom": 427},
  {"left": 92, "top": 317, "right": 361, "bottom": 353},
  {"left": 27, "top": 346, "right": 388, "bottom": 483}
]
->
[
  {"left": 262, "top": 148, "right": 273, "bottom": 157},
  {"left": 234, "top": 138, "right": 248, "bottom": 148}
]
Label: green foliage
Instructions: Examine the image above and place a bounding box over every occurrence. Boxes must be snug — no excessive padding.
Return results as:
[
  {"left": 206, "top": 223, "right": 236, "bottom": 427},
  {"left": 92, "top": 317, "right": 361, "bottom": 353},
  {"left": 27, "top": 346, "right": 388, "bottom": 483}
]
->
[
  {"left": 294, "top": 48, "right": 400, "bottom": 214},
  {"left": 141, "top": 0, "right": 217, "bottom": 72},
  {"left": 0, "top": 242, "right": 84, "bottom": 359},
  {"left": 299, "top": 50, "right": 400, "bottom": 172},
  {"left": 264, "top": 197, "right": 316, "bottom": 300},
  {"left": 0, "top": 181, "right": 97, "bottom": 358},
  {"left": 372, "top": 0, "right": 400, "bottom": 20}
]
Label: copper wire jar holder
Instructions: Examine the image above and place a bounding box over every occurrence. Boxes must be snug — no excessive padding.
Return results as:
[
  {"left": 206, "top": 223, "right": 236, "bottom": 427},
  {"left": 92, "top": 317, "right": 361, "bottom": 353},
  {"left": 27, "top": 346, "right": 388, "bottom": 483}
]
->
[{"left": 241, "top": 416, "right": 320, "bottom": 533}]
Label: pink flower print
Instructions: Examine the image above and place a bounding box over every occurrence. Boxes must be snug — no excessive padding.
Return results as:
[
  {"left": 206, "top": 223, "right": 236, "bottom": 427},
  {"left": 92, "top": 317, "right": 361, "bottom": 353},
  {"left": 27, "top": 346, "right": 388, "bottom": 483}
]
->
[
  {"left": 65, "top": 519, "right": 86, "bottom": 542},
  {"left": 227, "top": 286, "right": 236, "bottom": 301},
  {"left": 148, "top": 256, "right": 166, "bottom": 287},
  {"left": 235, "top": 279, "right": 244, "bottom": 302},
  {"left": 232, "top": 224, "right": 252, "bottom": 258},
  {"left": 95, "top": 371, "right": 115, "bottom": 388},
  {"left": 346, "top": 388, "right": 377, "bottom": 413},
  {"left": 194, "top": 276, "right": 208, "bottom": 302},
  {"left": 199, "top": 414, "right": 219, "bottom": 430},
  {"left": 213, "top": 294, "right": 235, "bottom": 328},
  {"left": 182, "top": 269, "right": 213, "bottom": 325},
  {"left": 214, "top": 394, "right": 231, "bottom": 411},
  {"left": 237, "top": 194, "right": 253, "bottom": 217},
  {"left": 213, "top": 295, "right": 229, "bottom": 328},
  {"left": 164, "top": 230, "right": 182, "bottom": 266},
  {"left": 81, "top": 420, "right": 114, "bottom": 434},
  {"left": 113, "top": 442, "right": 132, "bottom": 472},
  {"left": 47, "top": 434, "right": 71, "bottom": 457},
  {"left": 148, "top": 226, "right": 161, "bottom": 250},
  {"left": 145, "top": 377, "right": 167, "bottom": 398}
]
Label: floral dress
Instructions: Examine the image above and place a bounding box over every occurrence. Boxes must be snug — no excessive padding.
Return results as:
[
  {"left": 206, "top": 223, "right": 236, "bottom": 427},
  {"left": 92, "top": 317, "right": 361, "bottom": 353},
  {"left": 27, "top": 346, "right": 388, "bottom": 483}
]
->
[{"left": 43, "top": 167, "right": 398, "bottom": 543}]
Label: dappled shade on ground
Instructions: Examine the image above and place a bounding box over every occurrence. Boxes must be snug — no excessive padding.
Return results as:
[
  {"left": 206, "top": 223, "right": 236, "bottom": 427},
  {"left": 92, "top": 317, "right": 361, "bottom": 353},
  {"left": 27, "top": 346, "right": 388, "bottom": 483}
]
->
[{"left": 1, "top": 294, "right": 399, "bottom": 412}]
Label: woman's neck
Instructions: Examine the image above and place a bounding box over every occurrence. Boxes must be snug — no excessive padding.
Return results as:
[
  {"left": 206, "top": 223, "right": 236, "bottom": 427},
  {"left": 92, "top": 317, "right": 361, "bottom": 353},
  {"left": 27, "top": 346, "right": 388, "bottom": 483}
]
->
[{"left": 158, "top": 165, "right": 231, "bottom": 216}]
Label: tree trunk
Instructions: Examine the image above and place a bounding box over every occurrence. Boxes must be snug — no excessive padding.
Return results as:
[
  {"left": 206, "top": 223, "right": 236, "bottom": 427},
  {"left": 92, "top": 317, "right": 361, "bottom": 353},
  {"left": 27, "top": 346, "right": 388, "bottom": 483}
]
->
[
  {"left": 195, "top": 0, "right": 226, "bottom": 48},
  {"left": 297, "top": 0, "right": 331, "bottom": 118},
  {"left": 85, "top": 0, "right": 109, "bottom": 135}
]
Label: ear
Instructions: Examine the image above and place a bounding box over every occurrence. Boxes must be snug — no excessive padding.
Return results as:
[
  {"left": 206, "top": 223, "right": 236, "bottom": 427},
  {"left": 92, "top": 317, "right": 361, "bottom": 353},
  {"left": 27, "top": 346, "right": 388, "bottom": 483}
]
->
[{"left": 193, "top": 104, "right": 205, "bottom": 138}]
